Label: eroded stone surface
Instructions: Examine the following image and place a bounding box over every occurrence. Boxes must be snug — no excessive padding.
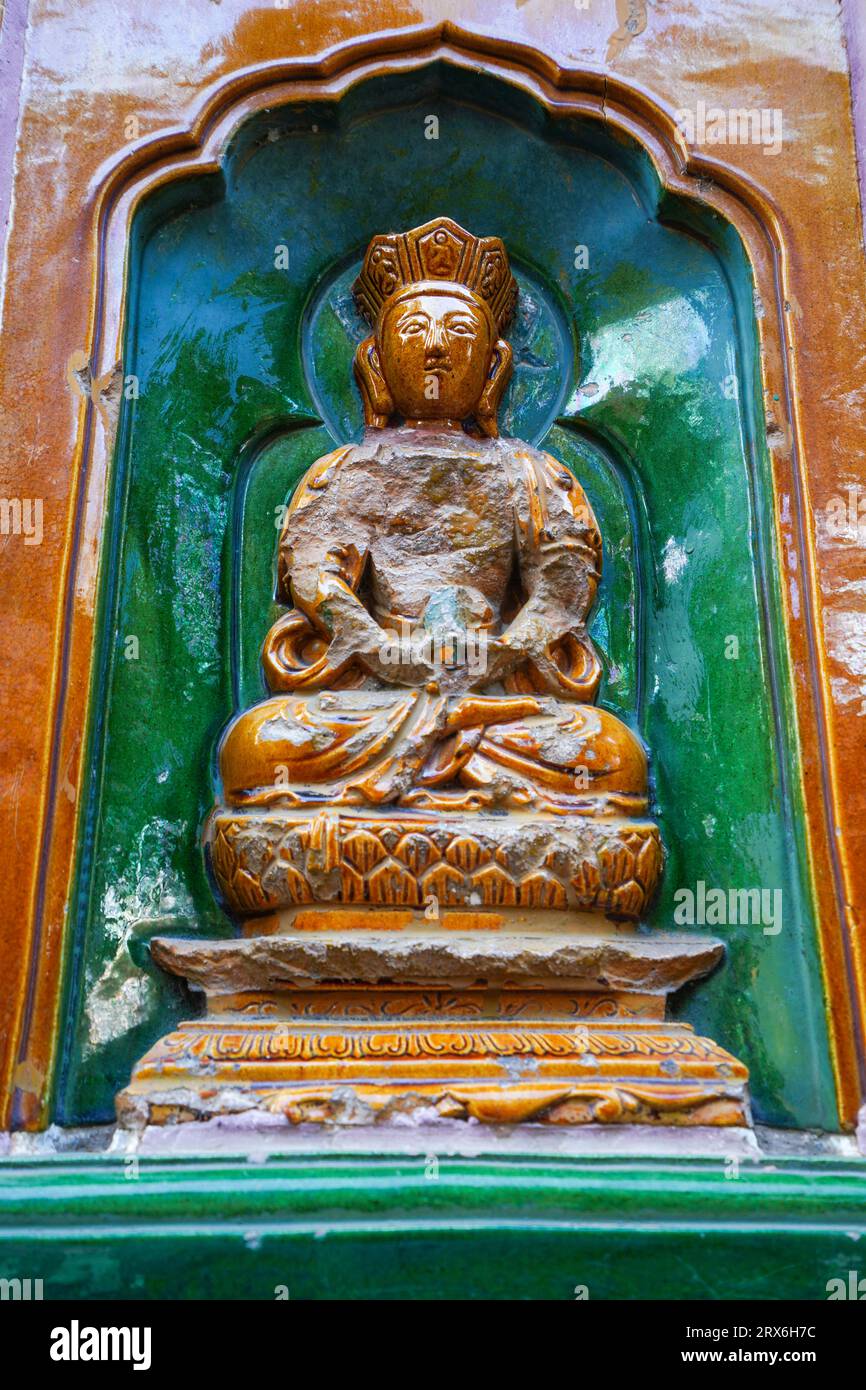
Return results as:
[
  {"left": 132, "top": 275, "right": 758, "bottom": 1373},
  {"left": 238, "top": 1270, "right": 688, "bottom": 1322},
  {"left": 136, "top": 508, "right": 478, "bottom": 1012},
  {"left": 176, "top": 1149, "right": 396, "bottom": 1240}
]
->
[{"left": 151, "top": 929, "right": 724, "bottom": 993}]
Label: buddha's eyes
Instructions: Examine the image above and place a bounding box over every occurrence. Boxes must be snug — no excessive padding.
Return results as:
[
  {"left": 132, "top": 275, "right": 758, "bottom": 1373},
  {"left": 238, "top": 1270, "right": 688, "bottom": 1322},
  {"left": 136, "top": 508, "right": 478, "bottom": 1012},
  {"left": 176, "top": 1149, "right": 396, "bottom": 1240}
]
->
[{"left": 396, "top": 312, "right": 476, "bottom": 337}]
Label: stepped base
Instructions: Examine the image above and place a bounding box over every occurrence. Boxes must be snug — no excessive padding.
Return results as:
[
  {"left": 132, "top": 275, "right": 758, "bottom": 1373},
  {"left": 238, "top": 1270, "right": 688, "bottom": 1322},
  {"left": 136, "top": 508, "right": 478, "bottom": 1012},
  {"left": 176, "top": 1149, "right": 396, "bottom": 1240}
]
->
[
  {"left": 117, "top": 1017, "right": 748, "bottom": 1128},
  {"left": 117, "top": 923, "right": 749, "bottom": 1129}
]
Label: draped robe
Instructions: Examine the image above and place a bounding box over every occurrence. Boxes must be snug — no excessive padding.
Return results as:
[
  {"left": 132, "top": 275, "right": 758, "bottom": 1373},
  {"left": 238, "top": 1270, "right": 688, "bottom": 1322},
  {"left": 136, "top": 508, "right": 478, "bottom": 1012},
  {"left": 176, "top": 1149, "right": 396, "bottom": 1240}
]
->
[{"left": 220, "top": 429, "right": 648, "bottom": 816}]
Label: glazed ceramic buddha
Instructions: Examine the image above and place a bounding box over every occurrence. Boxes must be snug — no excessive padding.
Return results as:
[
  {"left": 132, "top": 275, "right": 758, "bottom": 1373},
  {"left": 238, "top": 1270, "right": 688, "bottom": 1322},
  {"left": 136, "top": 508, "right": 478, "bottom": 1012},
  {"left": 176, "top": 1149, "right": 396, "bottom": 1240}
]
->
[
  {"left": 122, "top": 214, "right": 750, "bottom": 1128},
  {"left": 207, "top": 218, "right": 663, "bottom": 921},
  {"left": 121, "top": 220, "right": 750, "bottom": 1133}
]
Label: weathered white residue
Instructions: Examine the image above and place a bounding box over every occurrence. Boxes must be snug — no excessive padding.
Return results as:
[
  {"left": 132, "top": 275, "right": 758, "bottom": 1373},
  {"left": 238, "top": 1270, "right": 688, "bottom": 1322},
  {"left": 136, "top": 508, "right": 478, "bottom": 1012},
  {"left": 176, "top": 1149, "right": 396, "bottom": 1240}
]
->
[
  {"left": 84, "top": 819, "right": 197, "bottom": 1051},
  {"left": 824, "top": 610, "right": 866, "bottom": 715},
  {"left": 662, "top": 537, "right": 689, "bottom": 584}
]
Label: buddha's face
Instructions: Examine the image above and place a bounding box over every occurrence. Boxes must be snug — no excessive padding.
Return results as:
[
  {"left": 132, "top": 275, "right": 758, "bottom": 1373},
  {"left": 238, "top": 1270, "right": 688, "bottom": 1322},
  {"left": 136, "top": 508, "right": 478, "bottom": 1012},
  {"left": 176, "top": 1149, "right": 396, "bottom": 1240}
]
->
[{"left": 377, "top": 287, "right": 494, "bottom": 422}]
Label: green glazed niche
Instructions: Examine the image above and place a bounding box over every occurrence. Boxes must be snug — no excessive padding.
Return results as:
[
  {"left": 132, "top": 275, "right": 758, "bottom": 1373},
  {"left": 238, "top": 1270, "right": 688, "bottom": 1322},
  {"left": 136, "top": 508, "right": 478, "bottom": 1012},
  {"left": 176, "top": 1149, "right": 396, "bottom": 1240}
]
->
[{"left": 58, "top": 65, "right": 837, "bottom": 1130}]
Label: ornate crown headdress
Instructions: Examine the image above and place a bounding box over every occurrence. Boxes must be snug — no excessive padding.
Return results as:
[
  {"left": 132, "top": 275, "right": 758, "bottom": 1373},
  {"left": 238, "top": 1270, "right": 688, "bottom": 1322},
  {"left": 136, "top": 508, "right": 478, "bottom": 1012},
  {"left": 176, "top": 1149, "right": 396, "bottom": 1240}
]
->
[{"left": 353, "top": 216, "right": 518, "bottom": 334}]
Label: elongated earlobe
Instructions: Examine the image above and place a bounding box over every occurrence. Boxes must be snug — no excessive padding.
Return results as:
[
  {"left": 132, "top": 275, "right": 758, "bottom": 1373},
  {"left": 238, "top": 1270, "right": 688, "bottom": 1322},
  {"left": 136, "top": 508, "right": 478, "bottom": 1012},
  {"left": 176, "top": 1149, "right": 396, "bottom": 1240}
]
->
[
  {"left": 353, "top": 335, "right": 394, "bottom": 428},
  {"left": 476, "top": 339, "right": 513, "bottom": 438}
]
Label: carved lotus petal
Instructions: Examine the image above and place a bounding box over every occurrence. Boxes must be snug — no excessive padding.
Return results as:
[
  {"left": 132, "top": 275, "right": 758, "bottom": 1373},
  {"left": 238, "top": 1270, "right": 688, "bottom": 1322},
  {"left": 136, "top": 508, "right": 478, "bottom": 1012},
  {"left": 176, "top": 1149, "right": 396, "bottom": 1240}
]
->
[
  {"left": 636, "top": 832, "right": 663, "bottom": 890},
  {"left": 367, "top": 860, "right": 421, "bottom": 906},
  {"left": 343, "top": 829, "right": 387, "bottom": 873},
  {"left": 446, "top": 835, "right": 492, "bottom": 871},
  {"left": 340, "top": 862, "right": 365, "bottom": 903},
  {"left": 269, "top": 863, "right": 313, "bottom": 906},
  {"left": 394, "top": 832, "right": 440, "bottom": 876},
  {"left": 420, "top": 862, "right": 465, "bottom": 905},
  {"left": 609, "top": 881, "right": 644, "bottom": 920},
  {"left": 518, "top": 871, "right": 567, "bottom": 909},
  {"left": 599, "top": 844, "right": 633, "bottom": 887},
  {"left": 471, "top": 863, "right": 517, "bottom": 906},
  {"left": 570, "top": 862, "right": 602, "bottom": 905}
]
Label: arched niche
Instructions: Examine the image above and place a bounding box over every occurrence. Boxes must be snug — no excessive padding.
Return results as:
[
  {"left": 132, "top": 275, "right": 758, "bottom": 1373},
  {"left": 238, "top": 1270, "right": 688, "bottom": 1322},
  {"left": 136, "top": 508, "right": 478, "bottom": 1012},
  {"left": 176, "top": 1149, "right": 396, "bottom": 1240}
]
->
[{"left": 60, "top": 59, "right": 836, "bottom": 1131}]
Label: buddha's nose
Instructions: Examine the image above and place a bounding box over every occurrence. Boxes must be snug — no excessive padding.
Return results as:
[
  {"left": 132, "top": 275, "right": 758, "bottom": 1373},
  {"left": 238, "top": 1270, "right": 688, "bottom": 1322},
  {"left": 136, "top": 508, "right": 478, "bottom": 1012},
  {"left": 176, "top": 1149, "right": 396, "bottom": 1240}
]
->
[{"left": 425, "top": 323, "right": 447, "bottom": 357}]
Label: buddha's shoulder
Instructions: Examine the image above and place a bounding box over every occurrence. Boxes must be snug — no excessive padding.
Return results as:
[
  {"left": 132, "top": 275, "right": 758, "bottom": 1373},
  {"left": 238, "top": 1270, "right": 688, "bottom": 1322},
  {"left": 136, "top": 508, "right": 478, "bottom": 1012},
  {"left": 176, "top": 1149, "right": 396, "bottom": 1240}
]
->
[
  {"left": 299, "top": 431, "right": 425, "bottom": 480},
  {"left": 296, "top": 443, "right": 354, "bottom": 489},
  {"left": 497, "top": 437, "right": 574, "bottom": 488},
  {"left": 496, "top": 437, "right": 599, "bottom": 541}
]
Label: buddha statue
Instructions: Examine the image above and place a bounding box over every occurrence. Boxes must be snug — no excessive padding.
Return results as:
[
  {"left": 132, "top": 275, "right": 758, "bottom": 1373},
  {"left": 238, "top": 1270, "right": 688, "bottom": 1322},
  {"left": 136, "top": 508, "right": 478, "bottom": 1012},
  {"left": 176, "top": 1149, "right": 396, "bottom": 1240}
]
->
[
  {"left": 119, "top": 218, "right": 750, "bottom": 1130},
  {"left": 209, "top": 218, "right": 662, "bottom": 920}
]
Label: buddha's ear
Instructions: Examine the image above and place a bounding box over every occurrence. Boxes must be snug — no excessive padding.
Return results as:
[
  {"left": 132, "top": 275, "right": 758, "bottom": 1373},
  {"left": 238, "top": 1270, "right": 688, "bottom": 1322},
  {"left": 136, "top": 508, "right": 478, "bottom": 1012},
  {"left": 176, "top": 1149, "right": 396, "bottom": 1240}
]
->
[
  {"left": 353, "top": 334, "right": 394, "bottom": 428},
  {"left": 476, "top": 339, "right": 513, "bottom": 438}
]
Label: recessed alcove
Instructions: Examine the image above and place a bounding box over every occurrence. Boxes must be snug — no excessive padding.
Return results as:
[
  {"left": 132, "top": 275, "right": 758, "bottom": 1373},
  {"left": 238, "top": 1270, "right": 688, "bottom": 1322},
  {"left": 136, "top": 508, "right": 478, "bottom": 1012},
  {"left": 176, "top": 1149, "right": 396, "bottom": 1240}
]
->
[{"left": 59, "top": 64, "right": 836, "bottom": 1131}]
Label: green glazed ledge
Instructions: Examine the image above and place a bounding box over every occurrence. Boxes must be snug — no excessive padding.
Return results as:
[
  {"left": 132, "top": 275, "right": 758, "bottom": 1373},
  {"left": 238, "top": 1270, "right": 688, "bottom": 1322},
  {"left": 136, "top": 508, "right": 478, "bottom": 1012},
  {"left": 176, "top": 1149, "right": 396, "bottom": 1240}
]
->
[{"left": 1, "top": 1152, "right": 864, "bottom": 1300}]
